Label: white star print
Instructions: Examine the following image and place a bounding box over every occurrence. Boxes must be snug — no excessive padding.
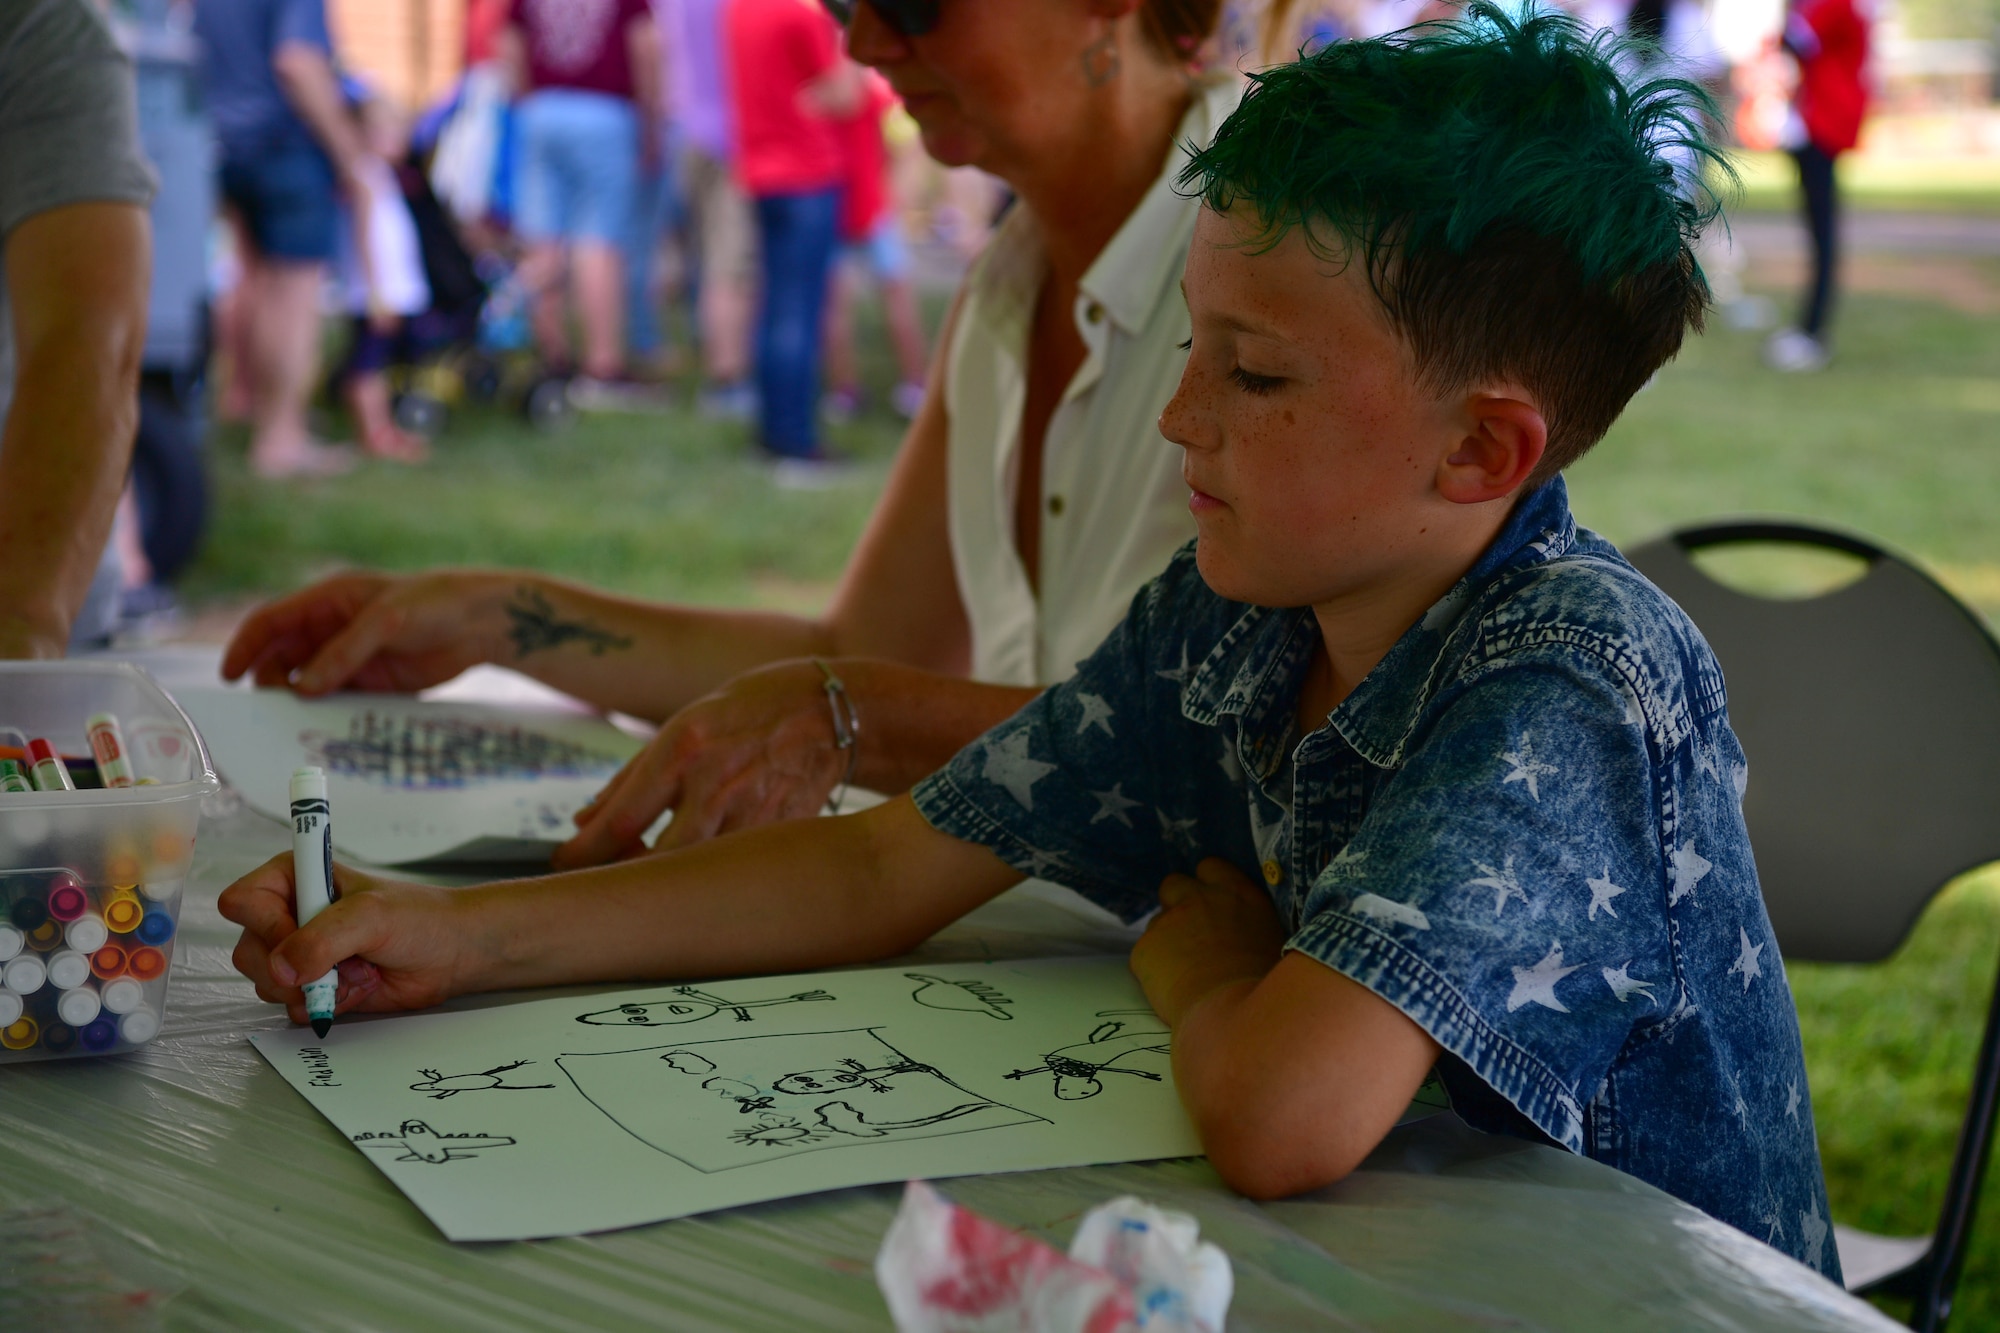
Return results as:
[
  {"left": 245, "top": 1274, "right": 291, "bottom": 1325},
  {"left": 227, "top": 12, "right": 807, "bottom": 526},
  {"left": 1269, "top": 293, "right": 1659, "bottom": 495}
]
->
[
  {"left": 1800, "top": 1201, "right": 1828, "bottom": 1270},
  {"left": 1726, "top": 926, "right": 1765, "bottom": 993},
  {"left": 1731, "top": 762, "right": 1749, "bottom": 800},
  {"left": 1600, "top": 962, "right": 1655, "bottom": 1006},
  {"left": 1667, "top": 839, "right": 1713, "bottom": 906},
  {"left": 1156, "top": 642, "right": 1193, "bottom": 686},
  {"left": 1785, "top": 1080, "right": 1801, "bottom": 1120},
  {"left": 1586, "top": 869, "right": 1626, "bottom": 921},
  {"left": 1350, "top": 893, "right": 1431, "bottom": 931},
  {"left": 1761, "top": 1208, "right": 1785, "bottom": 1243},
  {"left": 1155, "top": 809, "right": 1198, "bottom": 846},
  {"left": 1073, "top": 692, "right": 1116, "bottom": 738},
  {"left": 1020, "top": 848, "right": 1067, "bottom": 879},
  {"left": 1498, "top": 732, "right": 1560, "bottom": 801},
  {"left": 1326, "top": 846, "right": 1369, "bottom": 878},
  {"left": 1695, "top": 742, "right": 1722, "bottom": 786},
  {"left": 981, "top": 731, "right": 1057, "bottom": 811},
  {"left": 1507, "top": 940, "right": 1581, "bottom": 1013},
  {"left": 1467, "top": 856, "right": 1528, "bottom": 917},
  {"left": 1089, "top": 783, "right": 1142, "bottom": 827}
]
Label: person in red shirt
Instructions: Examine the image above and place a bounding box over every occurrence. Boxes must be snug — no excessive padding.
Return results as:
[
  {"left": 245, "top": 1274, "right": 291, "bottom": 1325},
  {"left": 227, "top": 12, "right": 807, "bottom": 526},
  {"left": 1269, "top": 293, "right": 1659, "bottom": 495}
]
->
[
  {"left": 502, "top": 0, "right": 661, "bottom": 383},
  {"left": 1765, "top": 0, "right": 1871, "bottom": 372},
  {"left": 726, "top": 0, "right": 859, "bottom": 466}
]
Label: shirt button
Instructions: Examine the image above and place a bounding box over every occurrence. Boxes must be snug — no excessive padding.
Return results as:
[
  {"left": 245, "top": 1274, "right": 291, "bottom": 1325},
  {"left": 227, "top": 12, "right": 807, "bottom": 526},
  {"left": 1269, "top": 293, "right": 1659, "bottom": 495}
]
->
[
  {"left": 1261, "top": 859, "right": 1283, "bottom": 886},
  {"left": 1084, "top": 301, "right": 1104, "bottom": 325},
  {"left": 1047, "top": 494, "right": 1065, "bottom": 516}
]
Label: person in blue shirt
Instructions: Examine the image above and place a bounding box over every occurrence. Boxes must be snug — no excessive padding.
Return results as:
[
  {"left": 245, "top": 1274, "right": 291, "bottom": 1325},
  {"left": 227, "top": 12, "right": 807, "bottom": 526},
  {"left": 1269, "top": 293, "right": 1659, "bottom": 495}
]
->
[{"left": 220, "top": 4, "right": 1837, "bottom": 1278}]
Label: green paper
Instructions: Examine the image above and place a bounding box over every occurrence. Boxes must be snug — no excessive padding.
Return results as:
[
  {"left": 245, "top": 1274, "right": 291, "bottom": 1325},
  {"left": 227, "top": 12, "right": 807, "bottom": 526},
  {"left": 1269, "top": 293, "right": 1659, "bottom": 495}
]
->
[{"left": 250, "top": 956, "right": 1201, "bottom": 1241}]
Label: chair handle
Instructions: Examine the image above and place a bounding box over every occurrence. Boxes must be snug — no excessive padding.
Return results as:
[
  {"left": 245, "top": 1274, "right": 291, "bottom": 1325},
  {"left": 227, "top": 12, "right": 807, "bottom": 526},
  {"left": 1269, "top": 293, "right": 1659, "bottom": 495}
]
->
[{"left": 1669, "top": 521, "right": 1886, "bottom": 564}]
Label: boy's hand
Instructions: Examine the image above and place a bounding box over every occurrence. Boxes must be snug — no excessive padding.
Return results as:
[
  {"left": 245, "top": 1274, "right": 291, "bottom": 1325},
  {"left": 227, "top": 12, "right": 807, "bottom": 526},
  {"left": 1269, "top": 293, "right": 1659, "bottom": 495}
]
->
[
  {"left": 220, "top": 853, "right": 480, "bottom": 1024},
  {"left": 1131, "top": 857, "right": 1287, "bottom": 1027}
]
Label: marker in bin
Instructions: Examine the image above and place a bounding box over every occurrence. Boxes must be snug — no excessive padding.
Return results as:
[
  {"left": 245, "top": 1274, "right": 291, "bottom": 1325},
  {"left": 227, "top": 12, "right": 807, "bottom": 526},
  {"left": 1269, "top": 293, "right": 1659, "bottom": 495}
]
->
[
  {"left": 0, "top": 760, "right": 30, "bottom": 794},
  {"left": 26, "top": 739, "right": 71, "bottom": 792},
  {"left": 85, "top": 713, "right": 136, "bottom": 787},
  {"left": 291, "top": 766, "right": 339, "bottom": 1037}
]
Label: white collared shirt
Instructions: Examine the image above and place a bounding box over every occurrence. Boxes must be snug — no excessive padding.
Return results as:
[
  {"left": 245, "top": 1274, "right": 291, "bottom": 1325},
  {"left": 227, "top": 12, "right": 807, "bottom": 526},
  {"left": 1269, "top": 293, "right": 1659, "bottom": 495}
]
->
[{"left": 944, "top": 75, "right": 1242, "bottom": 688}]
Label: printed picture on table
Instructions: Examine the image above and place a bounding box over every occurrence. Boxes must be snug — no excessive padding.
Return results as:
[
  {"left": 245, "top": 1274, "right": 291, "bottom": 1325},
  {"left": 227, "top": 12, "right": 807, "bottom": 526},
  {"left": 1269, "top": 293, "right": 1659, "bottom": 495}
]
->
[
  {"left": 1006, "top": 1012, "right": 1172, "bottom": 1100},
  {"left": 557, "top": 1028, "right": 1048, "bottom": 1173},
  {"left": 574, "top": 985, "right": 837, "bottom": 1027}
]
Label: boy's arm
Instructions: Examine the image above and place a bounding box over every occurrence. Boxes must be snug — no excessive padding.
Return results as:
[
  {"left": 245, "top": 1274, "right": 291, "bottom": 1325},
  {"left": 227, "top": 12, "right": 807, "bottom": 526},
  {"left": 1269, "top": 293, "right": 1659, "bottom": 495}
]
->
[
  {"left": 1132, "top": 859, "right": 1440, "bottom": 1199},
  {"left": 223, "top": 795, "right": 1023, "bottom": 1022}
]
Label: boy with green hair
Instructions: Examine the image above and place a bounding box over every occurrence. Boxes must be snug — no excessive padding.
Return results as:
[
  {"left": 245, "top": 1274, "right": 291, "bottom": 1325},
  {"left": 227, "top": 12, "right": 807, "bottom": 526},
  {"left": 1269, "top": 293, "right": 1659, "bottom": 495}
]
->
[{"left": 223, "top": 6, "right": 1837, "bottom": 1276}]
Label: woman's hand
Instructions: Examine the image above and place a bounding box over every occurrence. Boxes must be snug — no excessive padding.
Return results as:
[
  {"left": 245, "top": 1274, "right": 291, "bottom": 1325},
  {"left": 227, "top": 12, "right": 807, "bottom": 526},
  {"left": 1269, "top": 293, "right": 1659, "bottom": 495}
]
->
[
  {"left": 220, "top": 853, "right": 484, "bottom": 1023},
  {"left": 220, "top": 570, "right": 517, "bottom": 695},
  {"left": 1130, "top": 858, "right": 1288, "bottom": 1027},
  {"left": 554, "top": 659, "right": 846, "bottom": 869}
]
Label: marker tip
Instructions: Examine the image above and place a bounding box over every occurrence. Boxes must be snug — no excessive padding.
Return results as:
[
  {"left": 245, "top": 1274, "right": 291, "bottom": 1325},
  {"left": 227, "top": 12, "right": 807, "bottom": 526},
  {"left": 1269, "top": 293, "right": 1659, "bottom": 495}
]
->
[{"left": 311, "top": 1018, "right": 332, "bottom": 1038}]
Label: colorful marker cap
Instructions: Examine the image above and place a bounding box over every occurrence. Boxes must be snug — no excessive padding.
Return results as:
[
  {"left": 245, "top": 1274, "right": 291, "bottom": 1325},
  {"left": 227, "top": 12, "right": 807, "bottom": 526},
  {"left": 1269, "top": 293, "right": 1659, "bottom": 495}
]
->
[
  {"left": 79, "top": 1017, "right": 120, "bottom": 1051},
  {"left": 99, "top": 977, "right": 144, "bottom": 1015},
  {"left": 0, "top": 759, "right": 31, "bottom": 794},
  {"left": 7, "top": 895, "right": 48, "bottom": 931},
  {"left": 135, "top": 906, "right": 176, "bottom": 947},
  {"left": 40, "top": 1020, "right": 76, "bottom": 1053},
  {"left": 0, "top": 991, "right": 21, "bottom": 1029},
  {"left": 86, "top": 713, "right": 136, "bottom": 788},
  {"left": 64, "top": 914, "right": 108, "bottom": 954},
  {"left": 118, "top": 1009, "right": 159, "bottom": 1045},
  {"left": 127, "top": 947, "right": 166, "bottom": 982},
  {"left": 26, "top": 919, "right": 63, "bottom": 951},
  {"left": 103, "top": 890, "right": 144, "bottom": 933},
  {"left": 26, "top": 738, "right": 75, "bottom": 792},
  {"left": 139, "top": 877, "right": 183, "bottom": 904},
  {"left": 46, "top": 879, "right": 87, "bottom": 923},
  {"left": 2, "top": 955, "right": 46, "bottom": 995},
  {"left": 1, "top": 1016, "right": 38, "bottom": 1050},
  {"left": 90, "top": 945, "right": 129, "bottom": 980},
  {"left": 106, "top": 852, "right": 143, "bottom": 886},
  {"left": 56, "top": 987, "right": 100, "bottom": 1027},
  {"left": 45, "top": 949, "right": 90, "bottom": 991},
  {"left": 0, "top": 923, "right": 21, "bottom": 963}
]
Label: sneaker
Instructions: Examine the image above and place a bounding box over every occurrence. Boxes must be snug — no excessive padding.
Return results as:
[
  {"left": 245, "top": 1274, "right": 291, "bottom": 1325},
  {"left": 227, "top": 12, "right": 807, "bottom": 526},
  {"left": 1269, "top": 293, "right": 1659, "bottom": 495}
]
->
[
  {"left": 1764, "top": 328, "right": 1828, "bottom": 373},
  {"left": 821, "top": 386, "right": 862, "bottom": 425},
  {"left": 698, "top": 380, "right": 757, "bottom": 421},
  {"left": 768, "top": 453, "right": 858, "bottom": 491},
  {"left": 890, "top": 380, "right": 926, "bottom": 419}
]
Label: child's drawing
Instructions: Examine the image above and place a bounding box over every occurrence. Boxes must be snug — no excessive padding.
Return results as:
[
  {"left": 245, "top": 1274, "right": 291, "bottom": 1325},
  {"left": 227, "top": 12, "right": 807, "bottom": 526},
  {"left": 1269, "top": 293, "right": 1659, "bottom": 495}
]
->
[
  {"left": 575, "top": 985, "right": 836, "bottom": 1027},
  {"left": 557, "top": 1028, "right": 1047, "bottom": 1172},
  {"left": 907, "top": 972, "right": 1014, "bottom": 1020},
  {"left": 351, "top": 1120, "right": 518, "bottom": 1164},
  {"left": 408, "top": 1060, "right": 555, "bottom": 1099},
  {"left": 1006, "top": 1012, "right": 1172, "bottom": 1100},
  {"left": 302, "top": 711, "right": 625, "bottom": 789}
]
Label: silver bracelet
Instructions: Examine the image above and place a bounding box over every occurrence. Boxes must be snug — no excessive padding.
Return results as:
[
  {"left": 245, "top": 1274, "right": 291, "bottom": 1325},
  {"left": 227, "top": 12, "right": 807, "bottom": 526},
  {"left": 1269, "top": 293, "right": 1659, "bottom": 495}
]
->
[{"left": 812, "top": 658, "right": 860, "bottom": 815}]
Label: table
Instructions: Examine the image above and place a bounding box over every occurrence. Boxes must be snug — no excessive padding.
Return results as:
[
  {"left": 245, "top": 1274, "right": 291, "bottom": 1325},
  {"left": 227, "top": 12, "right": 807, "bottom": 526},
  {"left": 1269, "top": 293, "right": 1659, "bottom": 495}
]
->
[{"left": 0, "top": 657, "right": 1904, "bottom": 1331}]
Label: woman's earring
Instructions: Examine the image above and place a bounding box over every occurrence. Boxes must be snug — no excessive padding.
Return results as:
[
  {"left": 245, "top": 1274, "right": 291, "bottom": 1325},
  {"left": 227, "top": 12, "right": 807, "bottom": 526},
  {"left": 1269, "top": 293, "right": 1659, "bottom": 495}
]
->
[{"left": 1082, "top": 31, "right": 1121, "bottom": 87}]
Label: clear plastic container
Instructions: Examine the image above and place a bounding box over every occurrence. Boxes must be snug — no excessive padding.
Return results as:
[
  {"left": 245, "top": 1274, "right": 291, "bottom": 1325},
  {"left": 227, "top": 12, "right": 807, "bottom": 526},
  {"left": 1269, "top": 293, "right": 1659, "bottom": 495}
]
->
[{"left": 0, "top": 662, "right": 217, "bottom": 1061}]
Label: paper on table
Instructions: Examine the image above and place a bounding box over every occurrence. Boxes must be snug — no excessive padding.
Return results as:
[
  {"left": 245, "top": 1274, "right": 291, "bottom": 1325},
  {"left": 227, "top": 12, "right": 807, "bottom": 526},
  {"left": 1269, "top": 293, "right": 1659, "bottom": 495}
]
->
[
  {"left": 174, "top": 687, "right": 647, "bottom": 865},
  {"left": 250, "top": 957, "right": 1200, "bottom": 1241}
]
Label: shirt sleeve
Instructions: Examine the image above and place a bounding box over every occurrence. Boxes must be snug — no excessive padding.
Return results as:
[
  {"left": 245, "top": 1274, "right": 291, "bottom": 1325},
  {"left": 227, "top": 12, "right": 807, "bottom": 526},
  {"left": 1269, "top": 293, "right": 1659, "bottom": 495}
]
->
[
  {"left": 0, "top": 0, "right": 157, "bottom": 239},
  {"left": 273, "top": 0, "right": 334, "bottom": 53},
  {"left": 1290, "top": 646, "right": 1675, "bottom": 1152},
  {"left": 912, "top": 553, "right": 1208, "bottom": 922}
]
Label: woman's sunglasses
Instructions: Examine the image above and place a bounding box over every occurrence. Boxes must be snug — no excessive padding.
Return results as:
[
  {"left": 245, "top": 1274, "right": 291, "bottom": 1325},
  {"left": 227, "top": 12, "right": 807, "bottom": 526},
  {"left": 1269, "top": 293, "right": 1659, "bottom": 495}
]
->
[{"left": 820, "top": 0, "right": 941, "bottom": 37}]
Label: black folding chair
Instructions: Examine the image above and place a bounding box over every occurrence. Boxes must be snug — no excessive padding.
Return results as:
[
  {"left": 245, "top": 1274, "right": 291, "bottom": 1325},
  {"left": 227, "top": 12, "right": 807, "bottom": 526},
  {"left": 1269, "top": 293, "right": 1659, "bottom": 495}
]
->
[{"left": 1628, "top": 522, "right": 2000, "bottom": 1331}]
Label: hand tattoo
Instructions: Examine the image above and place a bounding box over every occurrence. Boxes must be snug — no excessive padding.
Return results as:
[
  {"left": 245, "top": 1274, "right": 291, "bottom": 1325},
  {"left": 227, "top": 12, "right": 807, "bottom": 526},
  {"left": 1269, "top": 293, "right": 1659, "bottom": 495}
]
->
[{"left": 505, "top": 587, "right": 633, "bottom": 659}]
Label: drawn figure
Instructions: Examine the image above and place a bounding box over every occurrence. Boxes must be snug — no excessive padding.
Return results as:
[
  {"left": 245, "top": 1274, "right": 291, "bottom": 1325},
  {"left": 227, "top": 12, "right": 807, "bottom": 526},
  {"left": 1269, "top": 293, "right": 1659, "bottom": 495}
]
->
[
  {"left": 302, "top": 712, "right": 625, "bottom": 789},
  {"left": 1006, "top": 1012, "right": 1172, "bottom": 1100},
  {"left": 408, "top": 1059, "right": 556, "bottom": 1099},
  {"left": 350, "top": 1120, "right": 517, "bottom": 1164},
  {"left": 576, "top": 986, "right": 836, "bottom": 1027},
  {"left": 557, "top": 1028, "right": 1047, "bottom": 1173},
  {"left": 906, "top": 973, "right": 1014, "bottom": 1020}
]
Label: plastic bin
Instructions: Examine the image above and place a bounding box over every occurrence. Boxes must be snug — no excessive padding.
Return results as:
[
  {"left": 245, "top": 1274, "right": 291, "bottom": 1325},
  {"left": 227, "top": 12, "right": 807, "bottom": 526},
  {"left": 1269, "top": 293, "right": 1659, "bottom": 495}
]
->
[{"left": 0, "top": 662, "right": 217, "bottom": 1061}]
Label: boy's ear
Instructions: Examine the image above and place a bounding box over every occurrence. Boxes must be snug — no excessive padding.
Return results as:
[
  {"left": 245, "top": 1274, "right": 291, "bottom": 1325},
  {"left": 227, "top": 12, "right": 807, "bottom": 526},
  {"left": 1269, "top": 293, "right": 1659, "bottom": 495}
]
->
[{"left": 1437, "top": 393, "right": 1548, "bottom": 506}]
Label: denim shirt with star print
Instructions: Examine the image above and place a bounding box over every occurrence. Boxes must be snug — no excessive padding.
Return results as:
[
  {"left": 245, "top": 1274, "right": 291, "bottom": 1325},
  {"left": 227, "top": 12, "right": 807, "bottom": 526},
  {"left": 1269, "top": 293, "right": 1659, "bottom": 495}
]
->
[{"left": 912, "top": 476, "right": 1839, "bottom": 1280}]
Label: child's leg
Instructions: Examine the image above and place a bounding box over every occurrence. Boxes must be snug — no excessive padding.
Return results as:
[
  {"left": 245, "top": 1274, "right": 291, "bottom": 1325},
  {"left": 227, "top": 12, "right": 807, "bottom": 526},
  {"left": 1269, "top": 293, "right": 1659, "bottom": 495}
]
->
[
  {"left": 822, "top": 251, "right": 861, "bottom": 398},
  {"left": 340, "top": 315, "right": 428, "bottom": 463}
]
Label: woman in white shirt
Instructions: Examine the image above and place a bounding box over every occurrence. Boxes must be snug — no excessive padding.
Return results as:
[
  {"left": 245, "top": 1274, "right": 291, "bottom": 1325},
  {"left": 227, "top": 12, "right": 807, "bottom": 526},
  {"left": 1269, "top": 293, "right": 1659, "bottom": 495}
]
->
[{"left": 222, "top": 0, "right": 1244, "bottom": 864}]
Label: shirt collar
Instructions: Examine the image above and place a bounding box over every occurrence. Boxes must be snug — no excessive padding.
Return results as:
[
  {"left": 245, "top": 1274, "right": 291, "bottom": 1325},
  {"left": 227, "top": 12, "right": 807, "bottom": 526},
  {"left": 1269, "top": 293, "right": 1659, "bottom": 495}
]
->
[
  {"left": 1182, "top": 477, "right": 1578, "bottom": 768},
  {"left": 1078, "top": 74, "right": 1242, "bottom": 337}
]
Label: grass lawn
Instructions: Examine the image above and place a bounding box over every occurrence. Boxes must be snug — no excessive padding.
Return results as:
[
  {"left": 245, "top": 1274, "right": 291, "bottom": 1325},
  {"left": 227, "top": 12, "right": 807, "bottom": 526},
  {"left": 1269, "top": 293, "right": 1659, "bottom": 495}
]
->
[{"left": 183, "top": 254, "right": 2000, "bottom": 1322}]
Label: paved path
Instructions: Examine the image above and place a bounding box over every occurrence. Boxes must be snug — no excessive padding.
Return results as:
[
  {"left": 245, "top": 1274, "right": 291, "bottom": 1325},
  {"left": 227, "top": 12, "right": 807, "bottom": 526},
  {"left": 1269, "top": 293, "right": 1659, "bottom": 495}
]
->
[{"left": 1730, "top": 210, "right": 2000, "bottom": 259}]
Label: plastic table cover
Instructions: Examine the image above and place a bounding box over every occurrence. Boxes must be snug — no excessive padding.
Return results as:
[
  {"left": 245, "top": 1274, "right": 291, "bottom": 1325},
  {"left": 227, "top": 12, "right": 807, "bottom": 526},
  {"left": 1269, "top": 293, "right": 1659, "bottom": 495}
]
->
[{"left": 0, "top": 664, "right": 1903, "bottom": 1332}]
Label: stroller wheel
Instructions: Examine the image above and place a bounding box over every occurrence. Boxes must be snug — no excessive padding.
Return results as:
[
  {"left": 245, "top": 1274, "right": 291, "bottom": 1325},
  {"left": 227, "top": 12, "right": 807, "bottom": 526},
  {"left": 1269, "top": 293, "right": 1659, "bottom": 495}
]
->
[
  {"left": 395, "top": 392, "right": 448, "bottom": 438},
  {"left": 463, "top": 354, "right": 502, "bottom": 403},
  {"left": 523, "top": 375, "right": 574, "bottom": 432}
]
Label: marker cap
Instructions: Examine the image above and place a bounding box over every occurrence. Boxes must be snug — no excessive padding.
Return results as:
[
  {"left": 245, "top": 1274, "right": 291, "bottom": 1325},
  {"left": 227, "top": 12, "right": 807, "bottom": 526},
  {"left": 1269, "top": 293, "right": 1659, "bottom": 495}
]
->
[
  {"left": 0, "top": 992, "right": 20, "bottom": 1028},
  {"left": 46, "top": 880, "right": 87, "bottom": 922},
  {"left": 79, "top": 1017, "right": 120, "bottom": 1051},
  {"left": 118, "top": 1009, "right": 160, "bottom": 1044},
  {"left": 3, "top": 955, "right": 46, "bottom": 995},
  {"left": 40, "top": 1021, "right": 75, "bottom": 1053},
  {"left": 0, "top": 759, "right": 30, "bottom": 793},
  {"left": 56, "top": 987, "right": 100, "bottom": 1027},
  {"left": 136, "top": 906, "right": 176, "bottom": 946},
  {"left": 127, "top": 947, "right": 167, "bottom": 982},
  {"left": 0, "top": 1016, "right": 37, "bottom": 1050},
  {"left": 0, "top": 923, "right": 21, "bottom": 962},
  {"left": 90, "top": 945, "right": 129, "bottom": 980},
  {"left": 26, "top": 738, "right": 75, "bottom": 792},
  {"left": 139, "top": 877, "right": 184, "bottom": 903},
  {"left": 8, "top": 895, "right": 48, "bottom": 930},
  {"left": 64, "top": 915, "right": 108, "bottom": 954},
  {"left": 104, "top": 891, "right": 144, "bottom": 933},
  {"left": 46, "top": 950, "right": 91, "bottom": 991},
  {"left": 99, "top": 977, "right": 144, "bottom": 1015},
  {"left": 26, "top": 920, "right": 63, "bottom": 951}
]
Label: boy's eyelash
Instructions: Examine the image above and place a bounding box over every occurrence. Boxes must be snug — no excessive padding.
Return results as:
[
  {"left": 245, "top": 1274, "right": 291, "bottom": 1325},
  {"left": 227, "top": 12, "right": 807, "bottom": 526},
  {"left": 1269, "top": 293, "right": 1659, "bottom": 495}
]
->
[
  {"left": 1229, "top": 367, "right": 1285, "bottom": 395},
  {"left": 1176, "top": 338, "right": 1192, "bottom": 351}
]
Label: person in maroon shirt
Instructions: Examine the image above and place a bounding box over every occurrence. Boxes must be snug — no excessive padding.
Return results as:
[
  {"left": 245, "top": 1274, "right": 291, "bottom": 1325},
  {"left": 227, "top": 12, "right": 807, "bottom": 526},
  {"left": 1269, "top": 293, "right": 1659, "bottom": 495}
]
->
[{"left": 501, "top": 0, "right": 661, "bottom": 382}]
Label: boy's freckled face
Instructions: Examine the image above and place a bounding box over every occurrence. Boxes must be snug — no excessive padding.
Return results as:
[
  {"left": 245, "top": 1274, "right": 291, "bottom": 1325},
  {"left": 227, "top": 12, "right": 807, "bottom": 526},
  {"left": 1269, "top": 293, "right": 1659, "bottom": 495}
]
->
[{"left": 1160, "top": 207, "right": 1463, "bottom": 610}]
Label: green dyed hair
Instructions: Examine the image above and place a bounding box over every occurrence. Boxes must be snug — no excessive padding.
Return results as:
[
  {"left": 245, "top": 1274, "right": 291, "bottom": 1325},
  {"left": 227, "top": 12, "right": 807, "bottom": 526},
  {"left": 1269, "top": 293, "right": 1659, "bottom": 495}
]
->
[{"left": 1180, "top": 2, "right": 1732, "bottom": 477}]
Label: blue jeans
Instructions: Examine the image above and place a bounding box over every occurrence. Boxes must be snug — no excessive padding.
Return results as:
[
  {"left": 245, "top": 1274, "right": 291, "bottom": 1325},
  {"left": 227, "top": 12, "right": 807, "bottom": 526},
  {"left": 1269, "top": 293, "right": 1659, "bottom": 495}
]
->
[
  {"left": 220, "top": 139, "right": 339, "bottom": 261},
  {"left": 753, "top": 187, "right": 841, "bottom": 458},
  {"left": 625, "top": 133, "right": 678, "bottom": 358},
  {"left": 514, "top": 90, "right": 639, "bottom": 245}
]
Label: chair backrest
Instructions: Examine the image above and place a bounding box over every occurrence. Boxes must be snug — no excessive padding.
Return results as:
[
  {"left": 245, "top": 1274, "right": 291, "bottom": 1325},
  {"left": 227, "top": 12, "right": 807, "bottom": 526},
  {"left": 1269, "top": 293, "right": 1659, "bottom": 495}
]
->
[{"left": 1628, "top": 522, "right": 2000, "bottom": 964}]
